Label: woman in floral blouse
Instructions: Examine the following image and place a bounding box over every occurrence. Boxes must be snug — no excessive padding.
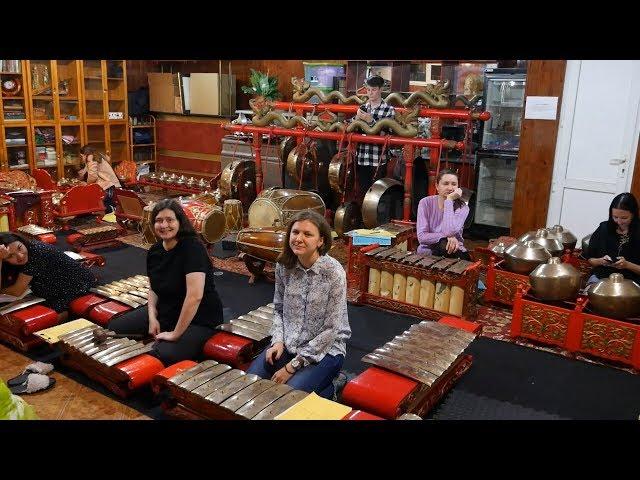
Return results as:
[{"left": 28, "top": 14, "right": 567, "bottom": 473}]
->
[{"left": 246, "top": 209, "right": 351, "bottom": 399}]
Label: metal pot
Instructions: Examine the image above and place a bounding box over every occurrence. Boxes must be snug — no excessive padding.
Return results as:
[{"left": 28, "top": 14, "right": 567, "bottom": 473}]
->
[
  {"left": 547, "top": 224, "right": 578, "bottom": 250},
  {"left": 517, "top": 230, "right": 538, "bottom": 243},
  {"left": 489, "top": 241, "right": 507, "bottom": 258},
  {"left": 529, "top": 257, "right": 582, "bottom": 301},
  {"left": 176, "top": 175, "right": 187, "bottom": 186},
  {"left": 503, "top": 240, "right": 552, "bottom": 275},
  {"left": 186, "top": 176, "right": 196, "bottom": 188},
  {"left": 587, "top": 273, "right": 640, "bottom": 319},
  {"left": 527, "top": 229, "right": 564, "bottom": 257}
]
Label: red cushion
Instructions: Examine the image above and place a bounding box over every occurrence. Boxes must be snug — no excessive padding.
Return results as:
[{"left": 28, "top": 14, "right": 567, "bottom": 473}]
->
[
  {"left": 13, "top": 305, "right": 59, "bottom": 336},
  {"left": 341, "top": 410, "right": 385, "bottom": 420},
  {"left": 438, "top": 316, "right": 482, "bottom": 334},
  {"left": 69, "top": 293, "right": 108, "bottom": 318},
  {"left": 341, "top": 367, "right": 418, "bottom": 420},
  {"left": 88, "top": 301, "right": 132, "bottom": 326},
  {"left": 115, "top": 353, "right": 165, "bottom": 390},
  {"left": 202, "top": 331, "right": 254, "bottom": 368}
]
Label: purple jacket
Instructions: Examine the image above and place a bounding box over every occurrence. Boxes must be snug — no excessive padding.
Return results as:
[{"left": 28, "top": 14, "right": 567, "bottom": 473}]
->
[{"left": 416, "top": 195, "right": 469, "bottom": 254}]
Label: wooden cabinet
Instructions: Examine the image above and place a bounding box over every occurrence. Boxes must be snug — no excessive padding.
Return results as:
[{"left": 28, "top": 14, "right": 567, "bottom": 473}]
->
[
  {"left": 1, "top": 60, "right": 31, "bottom": 171},
  {"left": 81, "top": 60, "right": 129, "bottom": 167},
  {"left": 0, "top": 59, "right": 130, "bottom": 180}
]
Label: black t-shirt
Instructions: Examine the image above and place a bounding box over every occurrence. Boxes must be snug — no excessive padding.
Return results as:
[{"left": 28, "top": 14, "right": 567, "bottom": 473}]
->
[
  {"left": 147, "top": 236, "right": 223, "bottom": 330},
  {"left": 586, "top": 221, "right": 640, "bottom": 282}
]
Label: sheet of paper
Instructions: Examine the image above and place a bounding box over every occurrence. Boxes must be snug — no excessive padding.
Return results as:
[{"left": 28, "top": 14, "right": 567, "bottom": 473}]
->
[
  {"left": 275, "top": 392, "right": 352, "bottom": 420},
  {"left": 33, "top": 318, "right": 95, "bottom": 344},
  {"left": 524, "top": 96, "right": 558, "bottom": 120}
]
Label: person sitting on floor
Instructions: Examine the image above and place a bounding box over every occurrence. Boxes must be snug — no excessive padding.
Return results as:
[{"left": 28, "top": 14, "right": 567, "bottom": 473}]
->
[
  {"left": 76, "top": 145, "right": 121, "bottom": 213},
  {"left": 108, "top": 199, "right": 224, "bottom": 366},
  {"left": 0, "top": 233, "right": 98, "bottom": 321},
  {"left": 416, "top": 168, "right": 471, "bottom": 260},
  {"left": 585, "top": 192, "right": 640, "bottom": 284},
  {"left": 246, "top": 209, "right": 351, "bottom": 399}
]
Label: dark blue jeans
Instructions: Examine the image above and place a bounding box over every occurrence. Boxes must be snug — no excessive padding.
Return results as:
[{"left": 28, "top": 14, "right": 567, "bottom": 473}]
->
[{"left": 247, "top": 350, "right": 344, "bottom": 399}]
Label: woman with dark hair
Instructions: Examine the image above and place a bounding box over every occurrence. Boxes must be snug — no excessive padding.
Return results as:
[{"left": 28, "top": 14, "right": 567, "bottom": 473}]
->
[
  {"left": 0, "top": 233, "right": 97, "bottom": 319},
  {"left": 416, "top": 168, "right": 471, "bottom": 260},
  {"left": 246, "top": 209, "right": 351, "bottom": 399},
  {"left": 108, "top": 199, "right": 224, "bottom": 365},
  {"left": 586, "top": 192, "right": 640, "bottom": 283},
  {"left": 77, "top": 144, "right": 121, "bottom": 212}
]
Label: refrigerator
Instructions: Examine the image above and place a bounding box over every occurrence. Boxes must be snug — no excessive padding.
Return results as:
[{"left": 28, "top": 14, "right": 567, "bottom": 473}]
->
[{"left": 470, "top": 68, "right": 526, "bottom": 239}]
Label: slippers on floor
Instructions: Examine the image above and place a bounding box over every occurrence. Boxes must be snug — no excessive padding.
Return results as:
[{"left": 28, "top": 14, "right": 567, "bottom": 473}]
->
[
  {"left": 7, "top": 362, "right": 54, "bottom": 387},
  {"left": 9, "top": 373, "right": 56, "bottom": 395}
]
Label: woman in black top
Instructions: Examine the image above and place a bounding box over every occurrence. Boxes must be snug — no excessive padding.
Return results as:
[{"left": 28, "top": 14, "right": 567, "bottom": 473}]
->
[
  {"left": 108, "top": 199, "right": 224, "bottom": 365},
  {"left": 586, "top": 192, "right": 640, "bottom": 284},
  {"left": 0, "top": 233, "right": 97, "bottom": 320}
]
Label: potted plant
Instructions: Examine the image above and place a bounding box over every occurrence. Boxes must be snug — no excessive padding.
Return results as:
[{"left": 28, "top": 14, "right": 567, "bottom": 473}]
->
[{"left": 241, "top": 69, "right": 282, "bottom": 101}]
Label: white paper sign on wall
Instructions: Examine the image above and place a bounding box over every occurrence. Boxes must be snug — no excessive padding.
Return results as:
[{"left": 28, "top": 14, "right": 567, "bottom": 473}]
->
[{"left": 524, "top": 96, "right": 559, "bottom": 120}]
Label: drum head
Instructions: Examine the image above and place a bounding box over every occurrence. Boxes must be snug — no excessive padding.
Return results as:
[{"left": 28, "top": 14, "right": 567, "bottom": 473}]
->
[
  {"left": 200, "top": 208, "right": 226, "bottom": 243},
  {"left": 248, "top": 199, "right": 282, "bottom": 228}
]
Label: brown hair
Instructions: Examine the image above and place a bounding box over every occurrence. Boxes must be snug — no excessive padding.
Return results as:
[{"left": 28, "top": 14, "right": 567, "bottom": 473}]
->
[
  {"left": 151, "top": 198, "right": 197, "bottom": 240},
  {"left": 80, "top": 144, "right": 106, "bottom": 163},
  {"left": 436, "top": 168, "right": 463, "bottom": 211},
  {"left": 278, "top": 209, "right": 333, "bottom": 269}
]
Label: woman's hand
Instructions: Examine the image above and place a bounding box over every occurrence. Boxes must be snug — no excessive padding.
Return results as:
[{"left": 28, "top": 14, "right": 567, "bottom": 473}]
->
[
  {"left": 265, "top": 342, "right": 284, "bottom": 365},
  {"left": 447, "top": 188, "right": 463, "bottom": 201},
  {"left": 271, "top": 366, "right": 294, "bottom": 384},
  {"left": 148, "top": 318, "right": 161, "bottom": 337},
  {"left": 155, "top": 330, "right": 180, "bottom": 342},
  {"left": 0, "top": 245, "right": 9, "bottom": 260},
  {"left": 612, "top": 256, "right": 629, "bottom": 270},
  {"left": 446, "top": 236, "right": 460, "bottom": 254}
]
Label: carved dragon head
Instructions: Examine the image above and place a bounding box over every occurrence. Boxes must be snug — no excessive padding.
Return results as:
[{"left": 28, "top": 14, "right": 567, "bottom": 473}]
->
[
  {"left": 249, "top": 97, "right": 274, "bottom": 117},
  {"left": 291, "top": 77, "right": 311, "bottom": 94}
]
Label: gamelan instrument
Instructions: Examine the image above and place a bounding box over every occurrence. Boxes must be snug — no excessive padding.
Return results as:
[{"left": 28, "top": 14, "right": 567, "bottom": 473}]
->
[
  {"left": 342, "top": 321, "right": 476, "bottom": 419},
  {"left": 218, "top": 159, "right": 257, "bottom": 211},
  {"left": 179, "top": 198, "right": 226, "bottom": 244},
  {"left": 223, "top": 199, "right": 243, "bottom": 232},
  {"left": 334, "top": 202, "right": 362, "bottom": 237},
  {"left": 247, "top": 187, "right": 325, "bottom": 228},
  {"left": 67, "top": 224, "right": 123, "bottom": 251},
  {"left": 0, "top": 296, "right": 59, "bottom": 351},
  {"left": 356, "top": 245, "right": 480, "bottom": 320},
  {"left": 69, "top": 275, "right": 150, "bottom": 325},
  {"left": 57, "top": 323, "right": 164, "bottom": 398},
  {"left": 16, "top": 224, "right": 56, "bottom": 244},
  {"left": 528, "top": 257, "right": 582, "bottom": 302},
  {"left": 586, "top": 273, "right": 640, "bottom": 320},
  {"left": 236, "top": 227, "right": 285, "bottom": 279},
  {"left": 202, "top": 303, "right": 276, "bottom": 369},
  {"left": 361, "top": 178, "right": 404, "bottom": 229},
  {"left": 163, "top": 359, "right": 310, "bottom": 420},
  {"left": 141, "top": 203, "right": 157, "bottom": 244}
]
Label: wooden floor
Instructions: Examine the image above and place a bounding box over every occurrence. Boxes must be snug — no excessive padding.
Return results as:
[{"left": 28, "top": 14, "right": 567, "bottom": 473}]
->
[{"left": 0, "top": 344, "right": 150, "bottom": 420}]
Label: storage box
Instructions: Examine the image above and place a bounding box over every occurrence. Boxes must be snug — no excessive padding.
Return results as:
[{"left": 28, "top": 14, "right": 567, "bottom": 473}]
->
[
  {"left": 148, "top": 72, "right": 185, "bottom": 114},
  {"left": 189, "top": 73, "right": 236, "bottom": 116}
]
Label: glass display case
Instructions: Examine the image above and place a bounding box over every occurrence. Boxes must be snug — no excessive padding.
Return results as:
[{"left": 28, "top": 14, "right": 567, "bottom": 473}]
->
[
  {"left": 473, "top": 152, "right": 517, "bottom": 236},
  {"left": 480, "top": 68, "right": 526, "bottom": 152}
]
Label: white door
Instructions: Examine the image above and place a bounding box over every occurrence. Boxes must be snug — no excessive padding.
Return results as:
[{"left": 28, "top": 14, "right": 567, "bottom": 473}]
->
[{"left": 547, "top": 60, "right": 640, "bottom": 240}]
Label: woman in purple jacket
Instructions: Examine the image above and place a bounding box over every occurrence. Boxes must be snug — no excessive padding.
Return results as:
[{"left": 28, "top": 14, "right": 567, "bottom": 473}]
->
[{"left": 416, "top": 169, "right": 471, "bottom": 260}]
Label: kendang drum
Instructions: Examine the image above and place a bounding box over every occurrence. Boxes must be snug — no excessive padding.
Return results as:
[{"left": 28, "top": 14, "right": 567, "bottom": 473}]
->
[
  {"left": 247, "top": 188, "right": 325, "bottom": 228},
  {"left": 236, "top": 227, "right": 286, "bottom": 263},
  {"left": 180, "top": 199, "right": 226, "bottom": 244},
  {"left": 141, "top": 203, "right": 157, "bottom": 244},
  {"left": 223, "top": 199, "right": 243, "bottom": 232}
]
